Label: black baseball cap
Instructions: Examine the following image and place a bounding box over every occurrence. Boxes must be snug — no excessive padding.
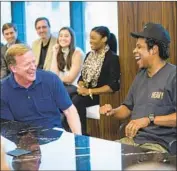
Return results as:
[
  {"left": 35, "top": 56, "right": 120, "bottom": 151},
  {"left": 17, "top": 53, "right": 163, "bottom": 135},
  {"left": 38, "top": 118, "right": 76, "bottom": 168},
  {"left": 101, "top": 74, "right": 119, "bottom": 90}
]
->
[{"left": 130, "top": 22, "right": 171, "bottom": 44}]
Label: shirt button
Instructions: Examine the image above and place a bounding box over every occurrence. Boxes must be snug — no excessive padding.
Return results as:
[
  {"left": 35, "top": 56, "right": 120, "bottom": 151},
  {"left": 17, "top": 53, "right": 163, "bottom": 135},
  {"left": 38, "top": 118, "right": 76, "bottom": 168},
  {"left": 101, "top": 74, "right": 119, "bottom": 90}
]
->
[{"left": 28, "top": 96, "right": 30, "bottom": 99}]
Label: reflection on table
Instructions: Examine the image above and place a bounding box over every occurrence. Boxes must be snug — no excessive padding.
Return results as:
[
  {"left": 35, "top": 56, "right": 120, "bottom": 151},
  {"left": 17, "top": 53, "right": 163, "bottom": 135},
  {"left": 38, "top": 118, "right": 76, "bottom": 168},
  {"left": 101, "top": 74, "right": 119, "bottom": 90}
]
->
[{"left": 1, "top": 119, "right": 176, "bottom": 170}]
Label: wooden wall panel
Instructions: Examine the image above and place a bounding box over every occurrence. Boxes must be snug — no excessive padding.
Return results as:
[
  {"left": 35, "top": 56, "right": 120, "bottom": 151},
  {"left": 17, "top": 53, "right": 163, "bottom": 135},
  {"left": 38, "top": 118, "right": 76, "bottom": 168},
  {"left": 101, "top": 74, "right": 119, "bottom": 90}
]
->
[
  {"left": 118, "top": 1, "right": 177, "bottom": 103},
  {"left": 87, "top": 91, "right": 122, "bottom": 140},
  {"left": 87, "top": 2, "right": 177, "bottom": 140}
]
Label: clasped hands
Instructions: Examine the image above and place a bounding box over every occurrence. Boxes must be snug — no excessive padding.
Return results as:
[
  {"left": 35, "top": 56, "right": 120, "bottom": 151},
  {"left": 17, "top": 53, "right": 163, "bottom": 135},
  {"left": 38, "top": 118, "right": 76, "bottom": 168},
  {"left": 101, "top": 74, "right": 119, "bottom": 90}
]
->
[
  {"left": 77, "top": 86, "right": 89, "bottom": 96},
  {"left": 99, "top": 104, "right": 150, "bottom": 138}
]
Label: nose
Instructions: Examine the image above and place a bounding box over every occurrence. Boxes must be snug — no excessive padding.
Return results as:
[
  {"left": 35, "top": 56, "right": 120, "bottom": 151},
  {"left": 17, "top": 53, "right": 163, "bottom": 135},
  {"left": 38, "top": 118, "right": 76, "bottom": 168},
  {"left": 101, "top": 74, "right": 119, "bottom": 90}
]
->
[
  {"left": 39, "top": 28, "right": 44, "bottom": 32},
  {"left": 31, "top": 63, "right": 37, "bottom": 70},
  {"left": 133, "top": 47, "right": 137, "bottom": 54},
  {"left": 61, "top": 38, "right": 66, "bottom": 41},
  {"left": 7, "top": 34, "right": 13, "bottom": 39}
]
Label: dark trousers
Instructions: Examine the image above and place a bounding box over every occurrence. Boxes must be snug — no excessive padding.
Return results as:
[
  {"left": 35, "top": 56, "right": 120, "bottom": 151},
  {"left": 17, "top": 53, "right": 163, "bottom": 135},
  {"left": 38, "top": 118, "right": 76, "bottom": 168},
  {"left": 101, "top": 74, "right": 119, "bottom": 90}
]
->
[{"left": 72, "top": 94, "right": 99, "bottom": 134}]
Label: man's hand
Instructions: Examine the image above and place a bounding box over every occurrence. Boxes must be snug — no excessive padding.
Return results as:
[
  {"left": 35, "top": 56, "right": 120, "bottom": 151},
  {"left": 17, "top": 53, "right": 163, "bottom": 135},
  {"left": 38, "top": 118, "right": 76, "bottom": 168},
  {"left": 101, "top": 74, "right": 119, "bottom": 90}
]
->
[
  {"left": 125, "top": 117, "right": 150, "bottom": 138},
  {"left": 99, "top": 104, "right": 114, "bottom": 116}
]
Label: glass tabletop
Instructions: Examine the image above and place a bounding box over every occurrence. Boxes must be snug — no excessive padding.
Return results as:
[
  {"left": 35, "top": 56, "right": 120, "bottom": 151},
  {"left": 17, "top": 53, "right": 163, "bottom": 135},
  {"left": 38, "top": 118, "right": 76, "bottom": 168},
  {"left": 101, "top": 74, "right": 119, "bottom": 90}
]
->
[{"left": 1, "top": 119, "right": 176, "bottom": 170}]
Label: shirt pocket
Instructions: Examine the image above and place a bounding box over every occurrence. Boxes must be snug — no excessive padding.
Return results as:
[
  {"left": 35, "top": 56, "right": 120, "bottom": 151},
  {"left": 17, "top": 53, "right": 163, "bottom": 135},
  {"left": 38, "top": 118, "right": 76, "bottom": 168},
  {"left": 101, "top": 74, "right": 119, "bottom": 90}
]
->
[{"left": 35, "top": 96, "right": 56, "bottom": 113}]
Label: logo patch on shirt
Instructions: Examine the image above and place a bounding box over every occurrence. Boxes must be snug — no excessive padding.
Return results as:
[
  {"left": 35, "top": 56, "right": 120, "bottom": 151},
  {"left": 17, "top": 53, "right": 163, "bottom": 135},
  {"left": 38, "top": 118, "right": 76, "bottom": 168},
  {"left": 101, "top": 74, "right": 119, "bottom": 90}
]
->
[{"left": 151, "top": 92, "right": 164, "bottom": 99}]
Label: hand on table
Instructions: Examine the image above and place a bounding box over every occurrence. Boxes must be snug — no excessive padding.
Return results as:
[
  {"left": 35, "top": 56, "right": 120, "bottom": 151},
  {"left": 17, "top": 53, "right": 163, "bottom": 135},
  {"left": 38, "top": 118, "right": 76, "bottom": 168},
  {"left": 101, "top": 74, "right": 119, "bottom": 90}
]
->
[{"left": 125, "top": 117, "right": 150, "bottom": 138}]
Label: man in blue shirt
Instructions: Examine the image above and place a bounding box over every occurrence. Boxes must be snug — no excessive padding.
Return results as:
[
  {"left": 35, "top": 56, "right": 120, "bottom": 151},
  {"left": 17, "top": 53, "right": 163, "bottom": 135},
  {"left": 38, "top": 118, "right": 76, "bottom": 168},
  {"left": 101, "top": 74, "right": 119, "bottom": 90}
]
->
[{"left": 1, "top": 43, "right": 82, "bottom": 135}]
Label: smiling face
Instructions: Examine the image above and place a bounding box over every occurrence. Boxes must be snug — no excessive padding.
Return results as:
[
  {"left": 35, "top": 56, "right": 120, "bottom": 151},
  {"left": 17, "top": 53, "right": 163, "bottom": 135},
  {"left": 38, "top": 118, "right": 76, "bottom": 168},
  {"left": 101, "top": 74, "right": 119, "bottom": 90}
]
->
[
  {"left": 89, "top": 31, "right": 106, "bottom": 51},
  {"left": 58, "top": 29, "right": 72, "bottom": 48},
  {"left": 10, "top": 51, "right": 37, "bottom": 87},
  {"left": 3, "top": 27, "right": 17, "bottom": 44},
  {"left": 35, "top": 20, "right": 51, "bottom": 40},
  {"left": 133, "top": 38, "right": 154, "bottom": 69}
]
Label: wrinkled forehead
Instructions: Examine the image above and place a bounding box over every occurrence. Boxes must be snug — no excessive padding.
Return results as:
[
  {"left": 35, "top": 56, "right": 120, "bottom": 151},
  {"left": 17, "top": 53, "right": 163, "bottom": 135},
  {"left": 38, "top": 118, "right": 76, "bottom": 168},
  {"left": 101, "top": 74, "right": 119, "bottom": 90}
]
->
[
  {"left": 36, "top": 20, "right": 49, "bottom": 27},
  {"left": 24, "top": 50, "right": 35, "bottom": 57},
  {"left": 15, "top": 50, "right": 35, "bottom": 63}
]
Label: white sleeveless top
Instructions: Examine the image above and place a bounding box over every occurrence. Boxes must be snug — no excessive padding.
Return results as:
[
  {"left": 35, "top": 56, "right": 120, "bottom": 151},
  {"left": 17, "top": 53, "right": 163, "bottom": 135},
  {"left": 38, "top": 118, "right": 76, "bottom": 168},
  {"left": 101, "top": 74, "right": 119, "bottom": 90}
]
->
[{"left": 58, "top": 47, "right": 83, "bottom": 86}]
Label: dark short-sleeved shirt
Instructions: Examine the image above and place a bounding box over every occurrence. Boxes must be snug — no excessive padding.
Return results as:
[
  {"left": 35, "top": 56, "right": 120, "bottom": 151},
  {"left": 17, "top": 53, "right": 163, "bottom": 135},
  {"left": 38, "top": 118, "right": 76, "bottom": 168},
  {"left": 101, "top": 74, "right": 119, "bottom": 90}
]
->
[
  {"left": 123, "top": 63, "right": 176, "bottom": 151},
  {"left": 38, "top": 39, "right": 50, "bottom": 69},
  {"left": 1, "top": 70, "right": 72, "bottom": 128}
]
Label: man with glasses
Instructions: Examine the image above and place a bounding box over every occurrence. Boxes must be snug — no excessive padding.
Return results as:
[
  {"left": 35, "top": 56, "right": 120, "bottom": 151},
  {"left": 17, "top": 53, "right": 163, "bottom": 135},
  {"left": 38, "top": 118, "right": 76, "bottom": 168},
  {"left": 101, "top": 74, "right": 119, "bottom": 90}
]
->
[{"left": 32, "top": 17, "right": 57, "bottom": 70}]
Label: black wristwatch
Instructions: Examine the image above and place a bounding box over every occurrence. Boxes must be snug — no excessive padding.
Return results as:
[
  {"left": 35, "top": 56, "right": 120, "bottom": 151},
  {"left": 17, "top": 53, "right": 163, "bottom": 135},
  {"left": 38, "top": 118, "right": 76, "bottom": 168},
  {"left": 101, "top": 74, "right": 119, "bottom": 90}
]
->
[{"left": 148, "top": 113, "right": 155, "bottom": 123}]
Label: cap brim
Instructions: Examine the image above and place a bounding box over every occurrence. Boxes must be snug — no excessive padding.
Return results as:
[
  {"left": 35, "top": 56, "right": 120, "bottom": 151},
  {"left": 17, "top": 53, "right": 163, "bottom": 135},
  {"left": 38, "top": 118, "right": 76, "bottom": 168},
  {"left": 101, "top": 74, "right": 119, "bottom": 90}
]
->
[{"left": 130, "top": 32, "right": 147, "bottom": 39}]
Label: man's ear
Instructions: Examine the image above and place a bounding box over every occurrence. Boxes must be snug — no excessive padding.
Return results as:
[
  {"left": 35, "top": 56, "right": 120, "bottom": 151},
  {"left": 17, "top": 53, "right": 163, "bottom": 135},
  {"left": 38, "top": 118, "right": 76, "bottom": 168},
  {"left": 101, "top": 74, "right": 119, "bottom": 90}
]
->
[
  {"left": 152, "top": 45, "right": 158, "bottom": 55},
  {"left": 9, "top": 64, "right": 16, "bottom": 73}
]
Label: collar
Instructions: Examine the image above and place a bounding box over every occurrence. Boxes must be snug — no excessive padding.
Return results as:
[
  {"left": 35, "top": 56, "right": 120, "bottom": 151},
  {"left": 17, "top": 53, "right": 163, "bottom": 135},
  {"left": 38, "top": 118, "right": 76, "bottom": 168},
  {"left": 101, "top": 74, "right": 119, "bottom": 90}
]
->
[
  {"left": 7, "top": 42, "right": 15, "bottom": 48},
  {"left": 42, "top": 36, "right": 51, "bottom": 48},
  {"left": 9, "top": 70, "right": 42, "bottom": 89},
  {"left": 146, "top": 62, "right": 167, "bottom": 78},
  {"left": 7, "top": 39, "right": 19, "bottom": 47},
  {"left": 91, "top": 45, "right": 110, "bottom": 55}
]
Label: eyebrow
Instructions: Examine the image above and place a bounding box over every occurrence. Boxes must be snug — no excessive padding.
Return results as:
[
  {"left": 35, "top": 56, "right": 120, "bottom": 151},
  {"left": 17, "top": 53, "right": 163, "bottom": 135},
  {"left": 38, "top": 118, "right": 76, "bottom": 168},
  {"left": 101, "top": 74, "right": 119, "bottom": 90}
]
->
[
  {"left": 4, "top": 31, "right": 14, "bottom": 34},
  {"left": 60, "top": 33, "right": 69, "bottom": 35},
  {"left": 36, "top": 25, "right": 47, "bottom": 29}
]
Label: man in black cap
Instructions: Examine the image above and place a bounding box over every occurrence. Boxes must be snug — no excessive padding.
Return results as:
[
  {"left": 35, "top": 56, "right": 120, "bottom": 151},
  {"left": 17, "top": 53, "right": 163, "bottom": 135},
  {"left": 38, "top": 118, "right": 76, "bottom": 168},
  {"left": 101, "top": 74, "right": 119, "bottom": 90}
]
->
[{"left": 100, "top": 22, "right": 176, "bottom": 153}]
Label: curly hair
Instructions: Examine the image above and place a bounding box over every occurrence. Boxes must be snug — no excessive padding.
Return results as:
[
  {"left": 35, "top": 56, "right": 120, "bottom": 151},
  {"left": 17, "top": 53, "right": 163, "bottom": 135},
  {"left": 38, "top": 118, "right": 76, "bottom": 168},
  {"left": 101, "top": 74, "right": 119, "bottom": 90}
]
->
[{"left": 145, "top": 38, "right": 170, "bottom": 60}]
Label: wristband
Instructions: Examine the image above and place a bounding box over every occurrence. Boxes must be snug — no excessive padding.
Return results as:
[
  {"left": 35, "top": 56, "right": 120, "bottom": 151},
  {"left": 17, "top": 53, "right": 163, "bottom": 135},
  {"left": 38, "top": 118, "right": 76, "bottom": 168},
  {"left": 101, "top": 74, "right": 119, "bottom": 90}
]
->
[{"left": 89, "top": 89, "right": 93, "bottom": 99}]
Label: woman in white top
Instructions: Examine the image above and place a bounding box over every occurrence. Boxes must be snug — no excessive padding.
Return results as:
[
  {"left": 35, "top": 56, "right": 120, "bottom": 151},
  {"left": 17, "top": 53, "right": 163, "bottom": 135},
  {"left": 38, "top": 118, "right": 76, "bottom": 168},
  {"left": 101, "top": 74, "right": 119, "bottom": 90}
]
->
[{"left": 50, "top": 27, "right": 84, "bottom": 96}]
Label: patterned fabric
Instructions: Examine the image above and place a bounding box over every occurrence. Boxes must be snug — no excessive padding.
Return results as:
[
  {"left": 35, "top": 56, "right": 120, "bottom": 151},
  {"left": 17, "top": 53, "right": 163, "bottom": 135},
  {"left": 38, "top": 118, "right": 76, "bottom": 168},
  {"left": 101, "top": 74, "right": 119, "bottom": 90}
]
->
[
  {"left": 117, "top": 137, "right": 167, "bottom": 153},
  {"left": 82, "top": 45, "right": 109, "bottom": 88}
]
